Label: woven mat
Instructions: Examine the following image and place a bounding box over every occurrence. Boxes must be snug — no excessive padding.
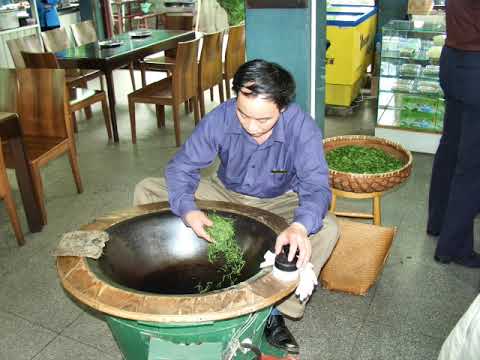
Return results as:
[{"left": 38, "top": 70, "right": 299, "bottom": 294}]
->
[{"left": 320, "top": 220, "right": 396, "bottom": 295}]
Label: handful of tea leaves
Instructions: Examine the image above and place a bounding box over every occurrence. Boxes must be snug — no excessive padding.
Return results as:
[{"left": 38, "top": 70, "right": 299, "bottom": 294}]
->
[
  {"left": 326, "top": 145, "right": 404, "bottom": 174},
  {"left": 205, "top": 213, "right": 245, "bottom": 287}
]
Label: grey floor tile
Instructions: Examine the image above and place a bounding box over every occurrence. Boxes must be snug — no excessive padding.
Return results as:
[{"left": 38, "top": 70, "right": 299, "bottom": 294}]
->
[
  {"left": 0, "top": 254, "right": 83, "bottom": 333},
  {"left": 32, "top": 335, "right": 122, "bottom": 360},
  {"left": 351, "top": 321, "right": 443, "bottom": 360},
  {"left": 61, "top": 311, "right": 122, "bottom": 356},
  {"left": 367, "top": 260, "right": 478, "bottom": 339},
  {"left": 0, "top": 310, "right": 57, "bottom": 360},
  {"left": 308, "top": 287, "right": 376, "bottom": 322},
  {"left": 287, "top": 308, "right": 363, "bottom": 360}
]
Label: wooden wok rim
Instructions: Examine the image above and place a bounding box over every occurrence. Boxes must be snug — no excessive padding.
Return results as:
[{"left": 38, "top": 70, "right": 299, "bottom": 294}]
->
[{"left": 56, "top": 201, "right": 298, "bottom": 323}]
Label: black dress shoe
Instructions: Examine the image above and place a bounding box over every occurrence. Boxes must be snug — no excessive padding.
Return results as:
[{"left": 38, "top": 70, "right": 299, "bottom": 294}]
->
[
  {"left": 264, "top": 314, "right": 299, "bottom": 354},
  {"left": 434, "top": 251, "right": 480, "bottom": 268}
]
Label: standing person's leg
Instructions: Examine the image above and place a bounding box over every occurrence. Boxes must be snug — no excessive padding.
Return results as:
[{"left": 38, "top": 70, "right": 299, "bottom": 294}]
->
[
  {"left": 427, "top": 97, "right": 462, "bottom": 235},
  {"left": 435, "top": 103, "right": 480, "bottom": 261},
  {"left": 428, "top": 46, "right": 461, "bottom": 235}
]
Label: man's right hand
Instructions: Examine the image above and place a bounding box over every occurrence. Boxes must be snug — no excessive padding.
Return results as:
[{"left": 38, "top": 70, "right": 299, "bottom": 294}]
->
[{"left": 183, "top": 210, "right": 214, "bottom": 242}]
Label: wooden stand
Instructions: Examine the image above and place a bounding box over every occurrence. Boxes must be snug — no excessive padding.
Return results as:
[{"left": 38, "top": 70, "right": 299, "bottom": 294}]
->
[{"left": 330, "top": 188, "right": 384, "bottom": 225}]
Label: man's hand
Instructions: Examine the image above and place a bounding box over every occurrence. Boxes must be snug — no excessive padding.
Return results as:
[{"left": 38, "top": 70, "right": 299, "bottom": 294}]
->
[
  {"left": 183, "top": 210, "right": 214, "bottom": 242},
  {"left": 275, "top": 222, "right": 311, "bottom": 268}
]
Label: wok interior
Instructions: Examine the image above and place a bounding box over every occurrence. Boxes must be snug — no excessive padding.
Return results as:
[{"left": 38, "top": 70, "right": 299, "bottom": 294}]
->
[{"left": 89, "top": 211, "right": 276, "bottom": 295}]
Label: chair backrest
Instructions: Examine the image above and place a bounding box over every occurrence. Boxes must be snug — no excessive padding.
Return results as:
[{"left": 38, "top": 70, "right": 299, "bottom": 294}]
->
[
  {"left": 70, "top": 20, "right": 98, "bottom": 46},
  {"left": 163, "top": 14, "right": 195, "bottom": 58},
  {"left": 198, "top": 31, "right": 223, "bottom": 91},
  {"left": 163, "top": 14, "right": 195, "bottom": 30},
  {"left": 0, "top": 69, "right": 18, "bottom": 112},
  {"left": 22, "top": 51, "right": 60, "bottom": 69},
  {"left": 41, "top": 27, "right": 72, "bottom": 52},
  {"left": 0, "top": 69, "right": 69, "bottom": 139},
  {"left": 225, "top": 24, "right": 246, "bottom": 80},
  {"left": 6, "top": 34, "right": 44, "bottom": 69},
  {"left": 172, "top": 38, "right": 200, "bottom": 102}
]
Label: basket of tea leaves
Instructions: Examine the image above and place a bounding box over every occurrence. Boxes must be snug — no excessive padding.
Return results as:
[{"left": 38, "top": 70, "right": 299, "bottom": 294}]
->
[{"left": 323, "top": 135, "right": 413, "bottom": 193}]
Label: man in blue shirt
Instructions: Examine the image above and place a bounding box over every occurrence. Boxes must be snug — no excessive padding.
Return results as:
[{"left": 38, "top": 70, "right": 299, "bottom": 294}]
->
[{"left": 134, "top": 59, "right": 340, "bottom": 354}]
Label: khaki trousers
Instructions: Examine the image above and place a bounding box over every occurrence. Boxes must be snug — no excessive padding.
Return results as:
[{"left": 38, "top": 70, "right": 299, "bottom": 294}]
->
[{"left": 134, "top": 176, "right": 340, "bottom": 319}]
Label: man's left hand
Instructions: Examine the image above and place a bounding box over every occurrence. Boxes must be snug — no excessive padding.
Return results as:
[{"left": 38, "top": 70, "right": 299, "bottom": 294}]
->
[{"left": 275, "top": 222, "right": 311, "bottom": 268}]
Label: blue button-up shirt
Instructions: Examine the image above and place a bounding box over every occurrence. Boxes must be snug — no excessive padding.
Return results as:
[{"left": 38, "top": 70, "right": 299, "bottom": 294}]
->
[{"left": 165, "top": 99, "right": 331, "bottom": 235}]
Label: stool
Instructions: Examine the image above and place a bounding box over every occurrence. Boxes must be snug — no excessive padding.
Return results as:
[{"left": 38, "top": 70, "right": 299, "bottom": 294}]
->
[{"left": 329, "top": 188, "right": 384, "bottom": 225}]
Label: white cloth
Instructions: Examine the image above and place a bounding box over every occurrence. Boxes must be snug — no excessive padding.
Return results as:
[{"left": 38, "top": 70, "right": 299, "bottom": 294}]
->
[
  {"left": 438, "top": 294, "right": 480, "bottom": 360},
  {"left": 295, "top": 263, "right": 318, "bottom": 302},
  {"left": 197, "top": 0, "right": 229, "bottom": 34},
  {"left": 260, "top": 250, "right": 276, "bottom": 268},
  {"left": 259, "top": 250, "right": 318, "bottom": 302}
]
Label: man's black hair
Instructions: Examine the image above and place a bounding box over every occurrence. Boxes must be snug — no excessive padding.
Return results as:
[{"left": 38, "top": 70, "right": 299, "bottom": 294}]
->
[{"left": 232, "top": 59, "right": 296, "bottom": 109}]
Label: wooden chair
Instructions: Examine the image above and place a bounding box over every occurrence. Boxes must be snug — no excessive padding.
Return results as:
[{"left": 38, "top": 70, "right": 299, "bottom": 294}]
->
[
  {"left": 6, "top": 34, "right": 43, "bottom": 69},
  {"left": 0, "top": 133, "right": 24, "bottom": 246},
  {"left": 128, "top": 38, "right": 200, "bottom": 146},
  {"left": 224, "top": 24, "right": 246, "bottom": 99},
  {"left": 21, "top": 51, "right": 112, "bottom": 140},
  {"left": 70, "top": 20, "right": 136, "bottom": 91},
  {"left": 0, "top": 68, "right": 83, "bottom": 224},
  {"left": 140, "top": 14, "right": 195, "bottom": 87},
  {"left": 41, "top": 27, "right": 105, "bottom": 89},
  {"left": 198, "top": 31, "right": 224, "bottom": 117}
]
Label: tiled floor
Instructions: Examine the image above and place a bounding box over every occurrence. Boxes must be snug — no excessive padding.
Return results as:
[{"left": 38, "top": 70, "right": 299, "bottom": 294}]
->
[{"left": 0, "top": 71, "right": 478, "bottom": 360}]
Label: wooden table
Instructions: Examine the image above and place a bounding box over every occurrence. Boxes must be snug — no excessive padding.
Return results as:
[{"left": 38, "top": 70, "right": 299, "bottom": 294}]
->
[
  {"left": 55, "top": 29, "right": 195, "bottom": 142},
  {"left": 0, "top": 112, "right": 44, "bottom": 233}
]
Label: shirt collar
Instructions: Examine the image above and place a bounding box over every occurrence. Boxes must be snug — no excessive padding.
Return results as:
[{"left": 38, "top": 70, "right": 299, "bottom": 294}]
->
[{"left": 225, "top": 99, "right": 287, "bottom": 144}]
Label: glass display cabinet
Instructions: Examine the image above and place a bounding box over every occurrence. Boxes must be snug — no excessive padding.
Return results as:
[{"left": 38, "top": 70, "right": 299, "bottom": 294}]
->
[{"left": 375, "top": 20, "right": 446, "bottom": 153}]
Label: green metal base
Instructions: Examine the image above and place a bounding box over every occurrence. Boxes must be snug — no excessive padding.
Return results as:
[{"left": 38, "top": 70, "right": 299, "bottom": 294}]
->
[{"left": 106, "top": 307, "right": 286, "bottom": 360}]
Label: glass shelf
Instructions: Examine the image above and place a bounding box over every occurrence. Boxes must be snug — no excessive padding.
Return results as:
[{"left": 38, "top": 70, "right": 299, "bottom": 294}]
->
[{"left": 377, "top": 20, "right": 445, "bottom": 134}]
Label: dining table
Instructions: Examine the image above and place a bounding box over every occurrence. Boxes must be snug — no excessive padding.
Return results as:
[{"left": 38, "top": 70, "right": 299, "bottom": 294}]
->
[
  {"left": 55, "top": 29, "right": 195, "bottom": 142},
  {"left": 0, "top": 112, "right": 44, "bottom": 234}
]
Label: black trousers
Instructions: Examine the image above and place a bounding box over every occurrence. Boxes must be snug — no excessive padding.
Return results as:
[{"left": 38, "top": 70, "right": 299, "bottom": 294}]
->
[{"left": 428, "top": 46, "right": 480, "bottom": 257}]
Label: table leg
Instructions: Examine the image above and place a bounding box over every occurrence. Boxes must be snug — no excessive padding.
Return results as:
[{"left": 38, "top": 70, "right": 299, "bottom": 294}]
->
[
  {"left": 9, "top": 138, "right": 44, "bottom": 232},
  {"left": 105, "top": 70, "right": 119, "bottom": 142}
]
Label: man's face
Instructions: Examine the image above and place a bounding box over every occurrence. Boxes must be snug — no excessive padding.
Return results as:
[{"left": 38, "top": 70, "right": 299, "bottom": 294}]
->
[{"left": 236, "top": 91, "right": 282, "bottom": 141}]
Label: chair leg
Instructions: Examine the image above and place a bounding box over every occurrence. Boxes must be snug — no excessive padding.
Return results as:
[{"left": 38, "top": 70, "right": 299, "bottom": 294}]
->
[
  {"left": 71, "top": 111, "right": 78, "bottom": 133},
  {"left": 199, "top": 90, "right": 206, "bottom": 118},
  {"left": 172, "top": 102, "right": 181, "bottom": 147},
  {"left": 156, "top": 105, "right": 165, "bottom": 128},
  {"left": 101, "top": 98, "right": 112, "bottom": 140},
  {"left": 140, "top": 63, "right": 147, "bottom": 87},
  {"left": 219, "top": 82, "right": 225, "bottom": 103},
  {"left": 210, "top": 88, "right": 214, "bottom": 102},
  {"left": 192, "top": 96, "right": 200, "bottom": 125},
  {"left": 129, "top": 99, "right": 137, "bottom": 144},
  {"left": 129, "top": 63, "right": 136, "bottom": 91},
  {"left": 30, "top": 164, "right": 47, "bottom": 225},
  {"left": 67, "top": 143, "right": 83, "bottom": 194},
  {"left": 100, "top": 75, "right": 105, "bottom": 91},
  {"left": 0, "top": 169, "right": 24, "bottom": 245},
  {"left": 225, "top": 78, "right": 231, "bottom": 99},
  {"left": 3, "top": 190, "right": 25, "bottom": 246},
  {"left": 84, "top": 106, "right": 93, "bottom": 120}
]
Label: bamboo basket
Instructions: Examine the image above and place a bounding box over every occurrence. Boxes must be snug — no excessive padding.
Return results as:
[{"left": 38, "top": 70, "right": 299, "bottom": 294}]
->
[{"left": 323, "top": 135, "right": 413, "bottom": 193}]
